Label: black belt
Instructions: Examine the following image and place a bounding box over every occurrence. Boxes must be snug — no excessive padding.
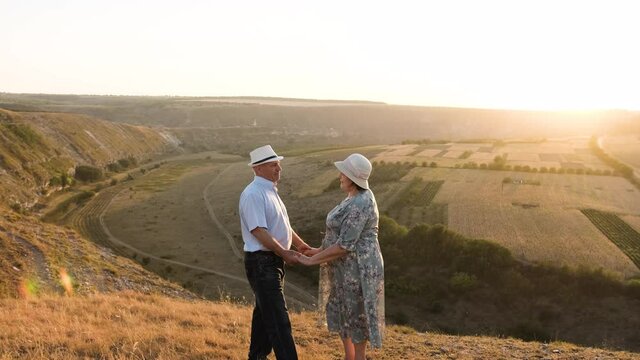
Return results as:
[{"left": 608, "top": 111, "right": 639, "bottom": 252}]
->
[{"left": 245, "top": 250, "right": 277, "bottom": 257}]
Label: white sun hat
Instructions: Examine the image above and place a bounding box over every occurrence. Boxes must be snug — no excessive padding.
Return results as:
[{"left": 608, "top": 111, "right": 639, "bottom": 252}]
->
[
  {"left": 334, "top": 153, "right": 372, "bottom": 189},
  {"left": 248, "top": 145, "right": 284, "bottom": 167}
]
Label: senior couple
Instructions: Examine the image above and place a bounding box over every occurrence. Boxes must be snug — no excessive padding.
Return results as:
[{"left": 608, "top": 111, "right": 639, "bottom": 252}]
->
[{"left": 239, "top": 145, "right": 385, "bottom": 360}]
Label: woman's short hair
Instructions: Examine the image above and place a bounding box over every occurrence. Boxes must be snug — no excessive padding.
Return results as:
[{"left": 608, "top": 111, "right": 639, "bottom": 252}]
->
[{"left": 354, "top": 183, "right": 366, "bottom": 192}]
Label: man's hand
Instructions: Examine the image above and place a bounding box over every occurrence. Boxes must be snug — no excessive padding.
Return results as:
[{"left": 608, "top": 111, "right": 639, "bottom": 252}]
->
[
  {"left": 295, "top": 242, "right": 312, "bottom": 254},
  {"left": 301, "top": 247, "right": 321, "bottom": 256},
  {"left": 298, "top": 254, "right": 314, "bottom": 266},
  {"left": 281, "top": 249, "right": 301, "bottom": 265}
]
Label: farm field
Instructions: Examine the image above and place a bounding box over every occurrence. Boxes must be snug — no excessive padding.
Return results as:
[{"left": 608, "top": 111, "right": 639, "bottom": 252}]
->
[
  {"left": 373, "top": 137, "right": 610, "bottom": 171},
  {"left": 623, "top": 215, "right": 640, "bottom": 234},
  {"left": 581, "top": 209, "right": 640, "bottom": 269},
  {"left": 399, "top": 167, "right": 640, "bottom": 277},
  {"left": 602, "top": 135, "right": 640, "bottom": 175}
]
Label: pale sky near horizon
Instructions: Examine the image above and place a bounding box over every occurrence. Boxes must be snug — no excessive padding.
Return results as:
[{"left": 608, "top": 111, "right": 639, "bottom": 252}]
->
[{"left": 2, "top": 0, "right": 639, "bottom": 111}]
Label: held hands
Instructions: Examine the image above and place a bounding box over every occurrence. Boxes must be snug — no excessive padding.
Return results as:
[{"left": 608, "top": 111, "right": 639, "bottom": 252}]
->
[
  {"left": 297, "top": 246, "right": 320, "bottom": 266},
  {"left": 301, "top": 247, "right": 321, "bottom": 257},
  {"left": 281, "top": 249, "right": 302, "bottom": 265},
  {"left": 297, "top": 254, "right": 314, "bottom": 266},
  {"left": 280, "top": 249, "right": 318, "bottom": 266}
]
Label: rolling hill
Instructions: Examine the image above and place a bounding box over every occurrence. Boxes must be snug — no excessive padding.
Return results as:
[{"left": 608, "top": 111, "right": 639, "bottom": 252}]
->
[{"left": 0, "top": 108, "right": 179, "bottom": 211}]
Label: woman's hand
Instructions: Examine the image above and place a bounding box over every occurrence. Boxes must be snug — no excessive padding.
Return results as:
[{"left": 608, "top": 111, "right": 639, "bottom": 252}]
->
[
  {"left": 301, "top": 247, "right": 321, "bottom": 256},
  {"left": 298, "top": 255, "right": 315, "bottom": 266}
]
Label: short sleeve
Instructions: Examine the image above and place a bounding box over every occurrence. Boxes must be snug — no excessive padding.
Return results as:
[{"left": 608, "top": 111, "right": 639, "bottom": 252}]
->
[
  {"left": 240, "top": 191, "right": 267, "bottom": 232},
  {"left": 336, "top": 202, "right": 369, "bottom": 252}
]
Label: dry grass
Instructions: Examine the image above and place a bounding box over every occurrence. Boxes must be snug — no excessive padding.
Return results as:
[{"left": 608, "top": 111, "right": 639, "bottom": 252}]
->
[
  {"left": 1, "top": 291, "right": 638, "bottom": 360},
  {"left": 0, "top": 208, "right": 192, "bottom": 300}
]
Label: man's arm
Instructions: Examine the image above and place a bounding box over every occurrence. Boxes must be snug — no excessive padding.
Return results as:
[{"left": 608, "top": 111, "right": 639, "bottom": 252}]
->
[{"left": 250, "top": 227, "right": 300, "bottom": 264}]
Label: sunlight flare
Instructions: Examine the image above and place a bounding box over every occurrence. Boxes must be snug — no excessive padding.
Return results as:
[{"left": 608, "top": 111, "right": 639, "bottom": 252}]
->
[
  {"left": 18, "top": 278, "right": 39, "bottom": 299},
  {"left": 59, "top": 268, "right": 74, "bottom": 296}
]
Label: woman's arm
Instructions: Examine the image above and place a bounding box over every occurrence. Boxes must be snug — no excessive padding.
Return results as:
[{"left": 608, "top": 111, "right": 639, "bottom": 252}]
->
[{"left": 299, "top": 244, "right": 348, "bottom": 266}]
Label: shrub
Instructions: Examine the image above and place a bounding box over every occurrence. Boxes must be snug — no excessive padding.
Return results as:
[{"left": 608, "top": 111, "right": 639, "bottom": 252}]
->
[
  {"left": 74, "top": 165, "right": 103, "bottom": 182},
  {"left": 454, "top": 239, "right": 513, "bottom": 279},
  {"left": 49, "top": 176, "right": 62, "bottom": 187},
  {"left": 106, "top": 162, "right": 123, "bottom": 172},
  {"left": 449, "top": 272, "right": 478, "bottom": 293},
  {"left": 49, "top": 174, "right": 73, "bottom": 188},
  {"left": 7, "top": 123, "right": 41, "bottom": 145},
  {"left": 627, "top": 279, "right": 640, "bottom": 299},
  {"left": 118, "top": 157, "right": 137, "bottom": 169}
]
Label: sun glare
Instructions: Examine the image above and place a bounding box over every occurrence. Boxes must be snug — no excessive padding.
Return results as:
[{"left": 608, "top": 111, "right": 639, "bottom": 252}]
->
[
  {"left": 59, "top": 268, "right": 74, "bottom": 296},
  {"left": 18, "top": 278, "right": 39, "bottom": 299}
]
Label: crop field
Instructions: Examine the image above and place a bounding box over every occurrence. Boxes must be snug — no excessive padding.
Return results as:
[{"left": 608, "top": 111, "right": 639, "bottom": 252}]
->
[
  {"left": 602, "top": 135, "right": 640, "bottom": 173},
  {"left": 622, "top": 215, "right": 640, "bottom": 234},
  {"left": 373, "top": 137, "right": 610, "bottom": 171},
  {"left": 581, "top": 209, "right": 640, "bottom": 268},
  {"left": 388, "top": 167, "right": 640, "bottom": 277},
  {"left": 287, "top": 143, "right": 640, "bottom": 277},
  {"left": 384, "top": 179, "right": 446, "bottom": 227}
]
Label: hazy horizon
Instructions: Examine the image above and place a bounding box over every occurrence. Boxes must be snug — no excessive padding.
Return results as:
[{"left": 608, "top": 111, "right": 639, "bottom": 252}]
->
[{"left": 2, "top": 1, "right": 639, "bottom": 111}]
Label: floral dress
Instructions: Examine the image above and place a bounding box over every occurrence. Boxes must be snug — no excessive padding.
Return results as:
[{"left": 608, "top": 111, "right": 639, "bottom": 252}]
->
[{"left": 318, "top": 189, "right": 385, "bottom": 348}]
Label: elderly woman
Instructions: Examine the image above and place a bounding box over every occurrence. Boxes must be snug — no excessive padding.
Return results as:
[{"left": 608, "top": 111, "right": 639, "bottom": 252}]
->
[{"left": 299, "top": 153, "right": 384, "bottom": 360}]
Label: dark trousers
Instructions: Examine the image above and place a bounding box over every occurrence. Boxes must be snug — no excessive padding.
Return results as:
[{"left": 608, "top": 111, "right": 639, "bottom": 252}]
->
[{"left": 244, "top": 251, "right": 298, "bottom": 360}]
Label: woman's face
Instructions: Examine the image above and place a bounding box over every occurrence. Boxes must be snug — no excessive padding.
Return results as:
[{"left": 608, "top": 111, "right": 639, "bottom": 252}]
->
[{"left": 339, "top": 173, "right": 355, "bottom": 193}]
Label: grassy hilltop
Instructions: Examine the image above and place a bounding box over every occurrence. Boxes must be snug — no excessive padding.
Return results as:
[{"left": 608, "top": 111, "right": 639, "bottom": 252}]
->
[{"left": 2, "top": 291, "right": 640, "bottom": 359}]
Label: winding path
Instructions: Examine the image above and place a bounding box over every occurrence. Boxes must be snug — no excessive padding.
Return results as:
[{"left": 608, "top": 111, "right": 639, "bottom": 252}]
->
[
  {"left": 202, "top": 164, "right": 244, "bottom": 259},
  {"left": 74, "top": 161, "right": 316, "bottom": 308}
]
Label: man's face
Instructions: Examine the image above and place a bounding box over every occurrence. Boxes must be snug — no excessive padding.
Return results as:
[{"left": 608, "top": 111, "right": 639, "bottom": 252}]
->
[{"left": 254, "top": 161, "right": 282, "bottom": 183}]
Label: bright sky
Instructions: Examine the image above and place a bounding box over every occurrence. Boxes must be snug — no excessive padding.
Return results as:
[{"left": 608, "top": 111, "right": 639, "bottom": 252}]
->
[{"left": 2, "top": 0, "right": 639, "bottom": 111}]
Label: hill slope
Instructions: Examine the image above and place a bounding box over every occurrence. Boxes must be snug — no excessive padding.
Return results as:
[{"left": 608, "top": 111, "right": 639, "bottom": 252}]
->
[
  {"left": 0, "top": 108, "right": 177, "bottom": 209},
  {"left": 0, "top": 208, "right": 192, "bottom": 299}
]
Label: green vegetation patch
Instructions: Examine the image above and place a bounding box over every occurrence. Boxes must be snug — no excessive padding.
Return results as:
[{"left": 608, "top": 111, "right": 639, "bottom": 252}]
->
[
  {"left": 388, "top": 178, "right": 444, "bottom": 210},
  {"left": 3, "top": 123, "right": 42, "bottom": 145},
  {"left": 581, "top": 209, "right": 640, "bottom": 268},
  {"left": 370, "top": 161, "right": 417, "bottom": 184},
  {"left": 385, "top": 178, "right": 446, "bottom": 226},
  {"left": 133, "top": 163, "right": 192, "bottom": 192},
  {"left": 43, "top": 191, "right": 95, "bottom": 222}
]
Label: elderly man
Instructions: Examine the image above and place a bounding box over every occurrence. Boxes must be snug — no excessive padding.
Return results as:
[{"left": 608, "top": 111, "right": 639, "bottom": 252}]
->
[{"left": 239, "top": 144, "right": 311, "bottom": 360}]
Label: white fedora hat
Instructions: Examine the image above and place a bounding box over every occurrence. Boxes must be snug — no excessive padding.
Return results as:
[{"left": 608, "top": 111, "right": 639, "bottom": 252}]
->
[
  {"left": 248, "top": 145, "right": 284, "bottom": 167},
  {"left": 334, "top": 153, "right": 372, "bottom": 189}
]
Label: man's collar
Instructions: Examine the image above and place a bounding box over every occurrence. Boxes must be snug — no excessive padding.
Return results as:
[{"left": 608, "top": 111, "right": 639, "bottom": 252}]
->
[{"left": 254, "top": 176, "right": 277, "bottom": 188}]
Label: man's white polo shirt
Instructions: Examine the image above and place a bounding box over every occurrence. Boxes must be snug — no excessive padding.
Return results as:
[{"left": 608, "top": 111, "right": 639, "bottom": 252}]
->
[{"left": 239, "top": 176, "right": 292, "bottom": 252}]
